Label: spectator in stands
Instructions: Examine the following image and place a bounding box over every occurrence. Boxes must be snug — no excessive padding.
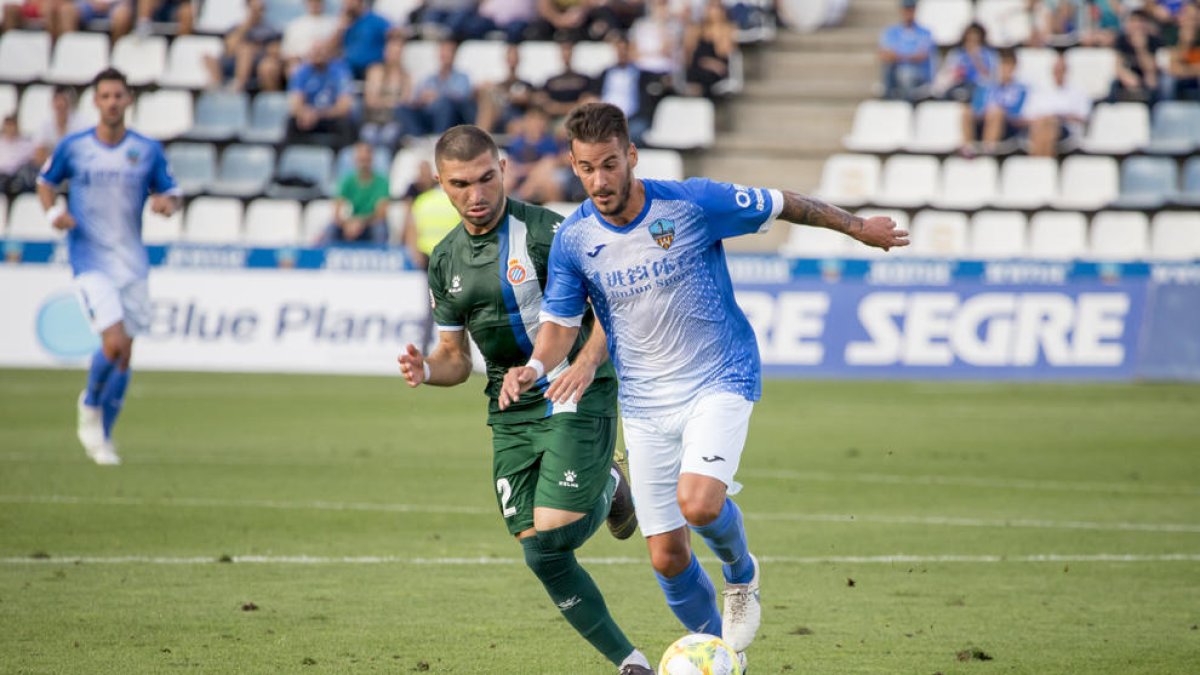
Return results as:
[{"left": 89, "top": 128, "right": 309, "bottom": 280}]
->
[
  {"left": 33, "top": 85, "right": 85, "bottom": 168},
  {"left": 536, "top": 40, "right": 597, "bottom": 118},
  {"left": 933, "top": 23, "right": 997, "bottom": 103},
  {"left": 339, "top": 0, "right": 392, "bottom": 80},
  {"left": 595, "top": 32, "right": 663, "bottom": 144},
  {"left": 1111, "top": 9, "right": 1164, "bottom": 104},
  {"left": 961, "top": 47, "right": 1027, "bottom": 155},
  {"left": 476, "top": 43, "right": 536, "bottom": 134},
  {"left": 398, "top": 159, "right": 439, "bottom": 261},
  {"left": 0, "top": 115, "right": 37, "bottom": 196},
  {"left": 412, "top": 0, "right": 490, "bottom": 40},
  {"left": 203, "top": 0, "right": 284, "bottom": 92},
  {"left": 1170, "top": 1, "right": 1200, "bottom": 100},
  {"left": 478, "top": 0, "right": 538, "bottom": 42},
  {"left": 1033, "top": 0, "right": 1121, "bottom": 47},
  {"left": 1025, "top": 55, "right": 1092, "bottom": 157},
  {"left": 58, "top": 0, "right": 134, "bottom": 41},
  {"left": 135, "top": 0, "right": 193, "bottom": 35},
  {"left": 411, "top": 39, "right": 476, "bottom": 134},
  {"left": 321, "top": 142, "right": 391, "bottom": 246},
  {"left": 3, "top": 1, "right": 56, "bottom": 36},
  {"left": 287, "top": 39, "right": 356, "bottom": 147},
  {"left": 631, "top": 0, "right": 685, "bottom": 79},
  {"left": 404, "top": 184, "right": 460, "bottom": 269},
  {"left": 361, "top": 35, "right": 419, "bottom": 150},
  {"left": 684, "top": 0, "right": 736, "bottom": 99},
  {"left": 878, "top": 0, "right": 937, "bottom": 101},
  {"left": 529, "top": 0, "right": 625, "bottom": 41},
  {"left": 504, "top": 107, "right": 561, "bottom": 195},
  {"left": 283, "top": 0, "right": 340, "bottom": 74}
]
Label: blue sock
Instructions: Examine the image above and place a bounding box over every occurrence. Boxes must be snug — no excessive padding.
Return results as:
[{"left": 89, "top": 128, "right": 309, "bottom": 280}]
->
[
  {"left": 654, "top": 552, "right": 722, "bottom": 635},
  {"left": 691, "top": 498, "right": 754, "bottom": 584},
  {"left": 99, "top": 367, "right": 130, "bottom": 440},
  {"left": 84, "top": 350, "right": 115, "bottom": 407}
]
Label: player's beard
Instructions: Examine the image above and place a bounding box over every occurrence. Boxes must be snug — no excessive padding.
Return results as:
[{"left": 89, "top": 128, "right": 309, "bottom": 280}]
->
[
  {"left": 591, "top": 168, "right": 633, "bottom": 217},
  {"left": 462, "top": 196, "right": 504, "bottom": 231}
]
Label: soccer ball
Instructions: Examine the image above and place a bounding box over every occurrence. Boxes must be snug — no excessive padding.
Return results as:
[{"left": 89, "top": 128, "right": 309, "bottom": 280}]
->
[{"left": 657, "top": 633, "right": 742, "bottom": 675}]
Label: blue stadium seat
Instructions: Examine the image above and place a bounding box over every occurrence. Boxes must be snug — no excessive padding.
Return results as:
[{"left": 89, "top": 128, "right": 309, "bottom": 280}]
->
[
  {"left": 334, "top": 145, "right": 393, "bottom": 182},
  {"left": 269, "top": 146, "right": 335, "bottom": 199},
  {"left": 1180, "top": 157, "right": 1200, "bottom": 208},
  {"left": 165, "top": 143, "right": 218, "bottom": 196},
  {"left": 1146, "top": 102, "right": 1200, "bottom": 156},
  {"left": 189, "top": 91, "right": 249, "bottom": 142},
  {"left": 212, "top": 144, "right": 276, "bottom": 198},
  {"left": 241, "top": 92, "right": 290, "bottom": 144},
  {"left": 1113, "top": 156, "right": 1177, "bottom": 210}
]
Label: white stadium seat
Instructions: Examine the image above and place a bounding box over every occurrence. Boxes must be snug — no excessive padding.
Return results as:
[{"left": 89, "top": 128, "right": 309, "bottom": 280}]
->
[
  {"left": 1082, "top": 102, "right": 1150, "bottom": 155},
  {"left": 1089, "top": 211, "right": 1149, "bottom": 261},
  {"left": 875, "top": 154, "right": 940, "bottom": 208},
  {"left": 389, "top": 143, "right": 435, "bottom": 197},
  {"left": 0, "top": 84, "right": 17, "bottom": 119},
  {"left": 970, "top": 210, "right": 1027, "bottom": 258},
  {"left": 572, "top": 41, "right": 617, "bottom": 77},
  {"left": 907, "top": 100, "right": 963, "bottom": 153},
  {"left": 111, "top": 35, "right": 168, "bottom": 87},
  {"left": 456, "top": 40, "right": 508, "bottom": 85},
  {"left": 843, "top": 99, "right": 912, "bottom": 153},
  {"left": 403, "top": 40, "right": 440, "bottom": 88},
  {"left": 1053, "top": 155, "right": 1119, "bottom": 210},
  {"left": 517, "top": 41, "right": 565, "bottom": 88},
  {"left": 643, "top": 97, "right": 715, "bottom": 150},
  {"left": 916, "top": 0, "right": 973, "bottom": 46},
  {"left": 244, "top": 199, "right": 302, "bottom": 246},
  {"left": 995, "top": 156, "right": 1058, "bottom": 209},
  {"left": 374, "top": 0, "right": 419, "bottom": 25},
  {"left": 303, "top": 199, "right": 335, "bottom": 245},
  {"left": 1149, "top": 212, "right": 1200, "bottom": 260},
  {"left": 387, "top": 202, "right": 408, "bottom": 243},
  {"left": 781, "top": 224, "right": 851, "bottom": 258},
  {"left": 197, "top": 0, "right": 247, "bottom": 33},
  {"left": 184, "top": 197, "right": 243, "bottom": 244},
  {"left": 1066, "top": 47, "right": 1117, "bottom": 101},
  {"left": 635, "top": 148, "right": 684, "bottom": 181},
  {"left": 0, "top": 30, "right": 51, "bottom": 83},
  {"left": 134, "top": 90, "right": 194, "bottom": 140},
  {"left": 160, "top": 35, "right": 224, "bottom": 89},
  {"left": 141, "top": 201, "right": 184, "bottom": 244},
  {"left": 1015, "top": 47, "right": 1055, "bottom": 90},
  {"left": 934, "top": 156, "right": 998, "bottom": 210},
  {"left": 1028, "top": 211, "right": 1088, "bottom": 259},
  {"left": 909, "top": 210, "right": 969, "bottom": 257},
  {"left": 17, "top": 84, "right": 52, "bottom": 137},
  {"left": 46, "top": 32, "right": 110, "bottom": 85},
  {"left": 7, "top": 193, "right": 64, "bottom": 240},
  {"left": 975, "top": 0, "right": 1033, "bottom": 47},
  {"left": 815, "top": 154, "right": 880, "bottom": 207}
]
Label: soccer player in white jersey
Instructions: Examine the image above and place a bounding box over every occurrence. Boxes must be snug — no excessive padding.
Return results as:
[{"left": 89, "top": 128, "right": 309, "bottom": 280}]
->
[
  {"left": 37, "top": 68, "right": 181, "bottom": 465},
  {"left": 500, "top": 102, "right": 909, "bottom": 660}
]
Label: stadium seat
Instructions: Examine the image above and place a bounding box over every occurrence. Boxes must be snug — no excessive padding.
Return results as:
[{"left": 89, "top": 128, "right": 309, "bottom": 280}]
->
[
  {"left": 7, "top": 193, "right": 63, "bottom": 240},
  {"left": 166, "top": 142, "right": 218, "bottom": 196},
  {"left": 303, "top": 199, "right": 335, "bottom": 245},
  {"left": 975, "top": 0, "right": 1033, "bottom": 47},
  {"left": 141, "top": 201, "right": 184, "bottom": 243},
  {"left": 994, "top": 156, "right": 1058, "bottom": 209},
  {"left": 933, "top": 156, "right": 998, "bottom": 210},
  {"left": 1113, "top": 156, "right": 1177, "bottom": 210},
  {"left": 111, "top": 35, "right": 168, "bottom": 87},
  {"left": 852, "top": 208, "right": 910, "bottom": 258},
  {"left": 875, "top": 154, "right": 940, "bottom": 208},
  {"left": 160, "top": 35, "right": 224, "bottom": 89},
  {"left": 387, "top": 202, "right": 408, "bottom": 243},
  {"left": 842, "top": 100, "right": 912, "bottom": 153},
  {"left": 17, "top": 85, "right": 52, "bottom": 138},
  {"left": 1089, "top": 211, "right": 1149, "bottom": 261},
  {"left": 916, "top": 0, "right": 973, "bottom": 46},
  {"left": 1028, "top": 211, "right": 1087, "bottom": 259},
  {"left": 244, "top": 199, "right": 303, "bottom": 246},
  {"left": 212, "top": 144, "right": 276, "bottom": 197},
  {"left": 134, "top": 90, "right": 194, "bottom": 140},
  {"left": 643, "top": 97, "right": 715, "bottom": 150},
  {"left": 183, "top": 197, "right": 243, "bottom": 243},
  {"left": 907, "top": 100, "right": 963, "bottom": 153},
  {"left": 1146, "top": 101, "right": 1200, "bottom": 156},
  {"left": 0, "top": 30, "right": 51, "bottom": 83},
  {"left": 1053, "top": 155, "right": 1118, "bottom": 211},
  {"left": 197, "top": 0, "right": 248, "bottom": 33},
  {"left": 334, "top": 145, "right": 393, "bottom": 181},
  {"left": 909, "top": 210, "right": 969, "bottom": 257},
  {"left": 389, "top": 143, "right": 435, "bottom": 197},
  {"left": 711, "top": 48, "right": 745, "bottom": 97},
  {"left": 969, "top": 210, "right": 1027, "bottom": 258},
  {"left": 403, "top": 40, "right": 440, "bottom": 87},
  {"left": 815, "top": 154, "right": 880, "bottom": 207},
  {"left": 374, "top": 0, "right": 420, "bottom": 25},
  {"left": 635, "top": 148, "right": 684, "bottom": 181},
  {"left": 1065, "top": 48, "right": 1117, "bottom": 101},
  {"left": 1182, "top": 157, "right": 1200, "bottom": 207},
  {"left": 1082, "top": 102, "right": 1150, "bottom": 155},
  {"left": 241, "top": 92, "right": 290, "bottom": 144},
  {"left": 457, "top": 40, "right": 509, "bottom": 86},
  {"left": 45, "top": 32, "right": 109, "bottom": 85},
  {"left": 189, "top": 91, "right": 249, "bottom": 142},
  {"left": 1149, "top": 212, "right": 1200, "bottom": 260},
  {"left": 0, "top": 84, "right": 17, "bottom": 119},
  {"left": 271, "top": 145, "right": 335, "bottom": 198},
  {"left": 572, "top": 41, "right": 617, "bottom": 78},
  {"left": 1015, "top": 47, "right": 1055, "bottom": 90},
  {"left": 264, "top": 0, "right": 306, "bottom": 30},
  {"left": 781, "top": 223, "right": 852, "bottom": 258},
  {"left": 517, "top": 41, "right": 565, "bottom": 88}
]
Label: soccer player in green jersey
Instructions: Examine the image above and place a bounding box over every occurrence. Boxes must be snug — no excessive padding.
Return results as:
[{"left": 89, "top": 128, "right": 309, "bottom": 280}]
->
[{"left": 396, "top": 125, "right": 655, "bottom": 675}]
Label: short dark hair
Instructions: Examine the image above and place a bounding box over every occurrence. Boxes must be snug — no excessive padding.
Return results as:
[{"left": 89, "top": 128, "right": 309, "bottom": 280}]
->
[
  {"left": 434, "top": 125, "right": 499, "bottom": 166},
  {"left": 565, "top": 102, "right": 629, "bottom": 151},
  {"left": 997, "top": 47, "right": 1017, "bottom": 64},
  {"left": 91, "top": 67, "right": 129, "bottom": 91}
]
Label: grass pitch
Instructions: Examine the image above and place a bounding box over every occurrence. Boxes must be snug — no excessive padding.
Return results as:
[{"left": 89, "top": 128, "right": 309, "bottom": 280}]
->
[{"left": 1, "top": 369, "right": 1198, "bottom": 674}]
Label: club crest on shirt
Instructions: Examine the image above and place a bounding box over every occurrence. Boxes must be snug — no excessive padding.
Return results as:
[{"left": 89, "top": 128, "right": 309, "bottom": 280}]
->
[
  {"left": 648, "top": 219, "right": 675, "bottom": 250},
  {"left": 506, "top": 258, "right": 529, "bottom": 285},
  {"left": 125, "top": 148, "right": 140, "bottom": 165}
]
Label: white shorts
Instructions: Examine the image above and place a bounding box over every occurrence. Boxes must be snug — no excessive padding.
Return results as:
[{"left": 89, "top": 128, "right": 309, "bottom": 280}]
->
[
  {"left": 74, "top": 272, "right": 152, "bottom": 337},
  {"left": 622, "top": 391, "right": 754, "bottom": 537}
]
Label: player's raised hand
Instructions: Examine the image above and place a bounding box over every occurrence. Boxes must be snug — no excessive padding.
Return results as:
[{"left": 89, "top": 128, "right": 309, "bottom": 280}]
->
[
  {"left": 397, "top": 343, "right": 426, "bottom": 387},
  {"left": 856, "top": 215, "right": 909, "bottom": 251},
  {"left": 545, "top": 362, "right": 596, "bottom": 405},
  {"left": 499, "top": 366, "right": 538, "bottom": 410}
]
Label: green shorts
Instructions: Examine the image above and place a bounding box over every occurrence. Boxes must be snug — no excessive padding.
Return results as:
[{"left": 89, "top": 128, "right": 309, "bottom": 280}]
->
[{"left": 490, "top": 413, "right": 616, "bottom": 536}]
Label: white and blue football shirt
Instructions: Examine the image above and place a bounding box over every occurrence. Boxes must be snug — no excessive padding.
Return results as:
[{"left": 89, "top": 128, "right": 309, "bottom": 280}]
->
[
  {"left": 38, "top": 128, "right": 179, "bottom": 285},
  {"left": 541, "top": 178, "right": 783, "bottom": 418}
]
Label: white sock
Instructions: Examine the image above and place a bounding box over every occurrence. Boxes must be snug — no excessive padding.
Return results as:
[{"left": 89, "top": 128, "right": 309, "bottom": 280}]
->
[{"left": 620, "top": 649, "right": 651, "bottom": 669}]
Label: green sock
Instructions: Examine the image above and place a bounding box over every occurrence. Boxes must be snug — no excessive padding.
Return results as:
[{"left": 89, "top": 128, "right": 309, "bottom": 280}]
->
[{"left": 521, "top": 534, "right": 634, "bottom": 666}]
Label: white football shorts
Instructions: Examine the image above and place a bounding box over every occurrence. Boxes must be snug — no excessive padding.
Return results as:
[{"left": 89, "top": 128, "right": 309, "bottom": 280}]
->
[
  {"left": 74, "top": 272, "right": 152, "bottom": 337},
  {"left": 621, "top": 391, "right": 754, "bottom": 537}
]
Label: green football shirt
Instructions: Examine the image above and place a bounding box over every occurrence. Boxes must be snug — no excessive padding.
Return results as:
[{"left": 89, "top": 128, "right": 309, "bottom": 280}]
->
[{"left": 427, "top": 198, "right": 618, "bottom": 424}]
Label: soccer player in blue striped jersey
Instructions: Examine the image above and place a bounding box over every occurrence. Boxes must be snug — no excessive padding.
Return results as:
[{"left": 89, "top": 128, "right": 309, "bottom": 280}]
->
[
  {"left": 500, "top": 102, "right": 908, "bottom": 662},
  {"left": 37, "top": 68, "right": 181, "bottom": 466}
]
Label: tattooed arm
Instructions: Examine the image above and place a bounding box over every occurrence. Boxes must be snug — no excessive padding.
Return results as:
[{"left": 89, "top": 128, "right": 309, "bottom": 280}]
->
[{"left": 777, "top": 190, "right": 910, "bottom": 251}]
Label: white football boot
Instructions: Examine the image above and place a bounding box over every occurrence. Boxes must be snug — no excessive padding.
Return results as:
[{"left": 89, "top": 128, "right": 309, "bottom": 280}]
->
[
  {"left": 90, "top": 440, "right": 121, "bottom": 466},
  {"left": 77, "top": 392, "right": 106, "bottom": 457},
  {"left": 722, "top": 553, "right": 761, "bottom": 652}
]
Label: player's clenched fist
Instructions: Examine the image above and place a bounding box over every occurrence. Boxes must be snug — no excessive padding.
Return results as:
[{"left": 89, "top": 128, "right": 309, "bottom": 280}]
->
[{"left": 498, "top": 366, "right": 537, "bottom": 410}]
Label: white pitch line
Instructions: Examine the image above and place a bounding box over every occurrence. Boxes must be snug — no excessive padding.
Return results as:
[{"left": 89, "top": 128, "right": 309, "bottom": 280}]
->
[
  {"left": 1, "top": 553, "right": 1198, "bottom": 566},
  {"left": 2, "top": 494, "right": 1198, "bottom": 534},
  {"left": 738, "top": 469, "right": 1200, "bottom": 497}
]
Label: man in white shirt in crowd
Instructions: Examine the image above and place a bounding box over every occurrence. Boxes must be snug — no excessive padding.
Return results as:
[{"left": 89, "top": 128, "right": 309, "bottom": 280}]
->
[{"left": 1026, "top": 54, "right": 1092, "bottom": 157}]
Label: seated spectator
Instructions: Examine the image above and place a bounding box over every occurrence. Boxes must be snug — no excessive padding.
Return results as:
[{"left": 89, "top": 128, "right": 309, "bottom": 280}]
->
[
  {"left": 59, "top": 0, "right": 134, "bottom": 41},
  {"left": 529, "top": 0, "right": 621, "bottom": 41},
  {"left": 287, "top": 39, "right": 356, "bottom": 147},
  {"left": 476, "top": 43, "right": 536, "bottom": 134},
  {"left": 596, "top": 32, "right": 664, "bottom": 143},
  {"left": 631, "top": 0, "right": 685, "bottom": 78},
  {"left": 879, "top": 0, "right": 937, "bottom": 101},
  {"left": 320, "top": 142, "right": 391, "bottom": 246},
  {"left": 684, "top": 0, "right": 736, "bottom": 99},
  {"left": 411, "top": 39, "right": 477, "bottom": 134},
  {"left": 33, "top": 86, "right": 85, "bottom": 168},
  {"left": 283, "top": 0, "right": 340, "bottom": 73},
  {"left": 412, "top": 0, "right": 490, "bottom": 40},
  {"left": 203, "top": 0, "right": 284, "bottom": 92},
  {"left": 398, "top": 160, "right": 439, "bottom": 262},
  {"left": 135, "top": 0, "right": 194, "bottom": 35},
  {"left": 1025, "top": 55, "right": 1092, "bottom": 157},
  {"left": 0, "top": 115, "right": 38, "bottom": 196},
  {"left": 536, "top": 40, "right": 597, "bottom": 118},
  {"left": 504, "top": 107, "right": 561, "bottom": 196},
  {"left": 1170, "top": 1, "right": 1200, "bottom": 100},
  {"left": 1034, "top": 0, "right": 1121, "bottom": 47},
  {"left": 1111, "top": 10, "right": 1164, "bottom": 104},
  {"left": 339, "top": 0, "right": 392, "bottom": 80},
  {"left": 3, "top": 1, "right": 58, "bottom": 36},
  {"left": 478, "top": 0, "right": 538, "bottom": 43},
  {"left": 960, "top": 48, "right": 1027, "bottom": 155},
  {"left": 933, "top": 23, "right": 997, "bottom": 103},
  {"left": 361, "top": 34, "right": 418, "bottom": 149}
]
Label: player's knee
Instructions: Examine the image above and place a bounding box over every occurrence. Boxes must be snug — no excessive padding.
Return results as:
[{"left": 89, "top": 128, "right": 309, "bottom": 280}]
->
[
  {"left": 679, "top": 497, "right": 722, "bottom": 527},
  {"left": 522, "top": 538, "right": 565, "bottom": 579},
  {"left": 650, "top": 546, "right": 691, "bottom": 577}
]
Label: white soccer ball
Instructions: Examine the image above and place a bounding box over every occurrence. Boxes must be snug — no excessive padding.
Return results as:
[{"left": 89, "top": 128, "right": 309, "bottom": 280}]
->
[{"left": 657, "top": 633, "right": 742, "bottom": 675}]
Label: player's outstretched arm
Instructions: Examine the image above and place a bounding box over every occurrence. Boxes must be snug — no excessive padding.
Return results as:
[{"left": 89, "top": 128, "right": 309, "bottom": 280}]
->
[
  {"left": 498, "top": 322, "right": 579, "bottom": 409},
  {"left": 544, "top": 317, "right": 609, "bottom": 405},
  {"left": 778, "top": 190, "right": 910, "bottom": 251},
  {"left": 36, "top": 181, "right": 74, "bottom": 230},
  {"left": 397, "top": 330, "right": 472, "bottom": 388}
]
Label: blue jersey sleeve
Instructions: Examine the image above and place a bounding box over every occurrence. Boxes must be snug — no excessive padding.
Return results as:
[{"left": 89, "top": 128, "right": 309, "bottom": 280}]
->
[
  {"left": 686, "top": 177, "right": 783, "bottom": 242},
  {"left": 149, "top": 142, "right": 180, "bottom": 195},
  {"left": 38, "top": 137, "right": 73, "bottom": 186},
  {"left": 539, "top": 229, "right": 588, "bottom": 326}
]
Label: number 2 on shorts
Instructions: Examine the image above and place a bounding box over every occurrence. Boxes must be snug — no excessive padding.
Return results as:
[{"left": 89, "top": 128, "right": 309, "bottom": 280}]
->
[{"left": 496, "top": 478, "right": 517, "bottom": 518}]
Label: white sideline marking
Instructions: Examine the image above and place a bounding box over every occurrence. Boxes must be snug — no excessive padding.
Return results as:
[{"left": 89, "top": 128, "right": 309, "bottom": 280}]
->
[
  {"left": 1, "top": 554, "right": 1198, "bottom": 566},
  {"left": 3, "top": 494, "right": 1198, "bottom": 534},
  {"left": 738, "top": 469, "right": 1200, "bottom": 497}
]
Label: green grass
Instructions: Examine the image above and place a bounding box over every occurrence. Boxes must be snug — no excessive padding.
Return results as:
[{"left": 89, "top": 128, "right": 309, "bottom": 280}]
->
[{"left": 1, "top": 370, "right": 1198, "bottom": 674}]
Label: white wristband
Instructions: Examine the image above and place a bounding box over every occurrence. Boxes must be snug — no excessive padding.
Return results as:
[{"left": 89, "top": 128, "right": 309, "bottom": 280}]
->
[
  {"left": 45, "top": 204, "right": 65, "bottom": 225},
  {"left": 422, "top": 362, "right": 431, "bottom": 382},
  {"left": 526, "top": 358, "right": 545, "bottom": 380}
]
